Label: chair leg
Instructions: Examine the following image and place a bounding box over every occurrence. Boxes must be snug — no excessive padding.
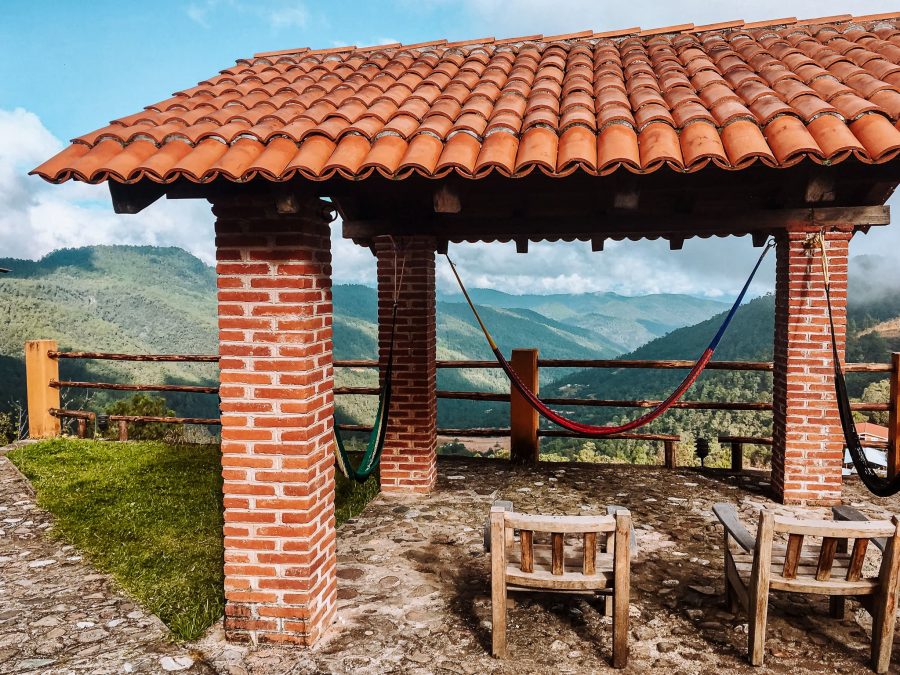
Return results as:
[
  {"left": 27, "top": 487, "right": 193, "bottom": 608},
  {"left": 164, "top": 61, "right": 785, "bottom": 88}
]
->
[
  {"left": 491, "top": 574, "right": 507, "bottom": 657},
  {"left": 725, "top": 577, "right": 740, "bottom": 614},
  {"left": 829, "top": 596, "right": 846, "bottom": 620},
  {"left": 747, "top": 589, "right": 769, "bottom": 666},
  {"left": 872, "top": 518, "right": 900, "bottom": 674},
  {"left": 612, "top": 588, "right": 629, "bottom": 668},
  {"left": 871, "top": 591, "right": 899, "bottom": 673}
]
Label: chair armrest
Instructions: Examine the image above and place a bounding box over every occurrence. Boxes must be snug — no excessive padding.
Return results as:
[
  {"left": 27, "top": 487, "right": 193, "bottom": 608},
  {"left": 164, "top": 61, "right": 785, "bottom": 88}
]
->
[
  {"left": 713, "top": 503, "right": 756, "bottom": 553},
  {"left": 832, "top": 505, "right": 887, "bottom": 553},
  {"left": 484, "top": 500, "right": 514, "bottom": 552}
]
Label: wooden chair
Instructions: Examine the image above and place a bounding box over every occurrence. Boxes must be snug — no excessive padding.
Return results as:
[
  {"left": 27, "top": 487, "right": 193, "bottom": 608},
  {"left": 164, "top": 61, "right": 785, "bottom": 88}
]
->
[
  {"left": 713, "top": 502, "right": 900, "bottom": 673},
  {"left": 489, "top": 504, "right": 632, "bottom": 667}
]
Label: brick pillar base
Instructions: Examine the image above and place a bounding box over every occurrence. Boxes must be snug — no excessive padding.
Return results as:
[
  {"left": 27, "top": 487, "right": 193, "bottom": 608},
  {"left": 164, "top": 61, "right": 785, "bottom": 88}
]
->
[
  {"left": 772, "top": 228, "right": 850, "bottom": 505},
  {"left": 214, "top": 196, "right": 336, "bottom": 645},
  {"left": 376, "top": 237, "right": 437, "bottom": 494}
]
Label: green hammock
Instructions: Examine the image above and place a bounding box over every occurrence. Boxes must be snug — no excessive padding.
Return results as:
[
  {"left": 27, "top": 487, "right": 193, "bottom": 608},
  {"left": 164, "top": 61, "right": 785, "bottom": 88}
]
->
[{"left": 333, "top": 303, "right": 396, "bottom": 483}]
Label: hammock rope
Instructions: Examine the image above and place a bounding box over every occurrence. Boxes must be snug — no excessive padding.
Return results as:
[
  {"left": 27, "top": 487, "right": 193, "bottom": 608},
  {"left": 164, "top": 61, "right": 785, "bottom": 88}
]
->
[
  {"left": 333, "top": 241, "right": 405, "bottom": 482},
  {"left": 816, "top": 232, "right": 900, "bottom": 497},
  {"left": 445, "top": 240, "right": 774, "bottom": 438}
]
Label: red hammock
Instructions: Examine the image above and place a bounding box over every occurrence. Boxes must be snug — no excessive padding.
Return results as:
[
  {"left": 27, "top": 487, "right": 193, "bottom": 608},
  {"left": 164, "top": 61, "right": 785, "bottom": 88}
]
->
[{"left": 446, "top": 241, "right": 773, "bottom": 438}]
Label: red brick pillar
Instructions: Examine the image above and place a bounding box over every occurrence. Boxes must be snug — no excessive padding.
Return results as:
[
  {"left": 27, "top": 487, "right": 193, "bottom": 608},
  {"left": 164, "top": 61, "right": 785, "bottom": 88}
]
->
[
  {"left": 213, "top": 195, "right": 336, "bottom": 645},
  {"left": 375, "top": 236, "right": 437, "bottom": 494},
  {"left": 772, "top": 227, "right": 851, "bottom": 505}
]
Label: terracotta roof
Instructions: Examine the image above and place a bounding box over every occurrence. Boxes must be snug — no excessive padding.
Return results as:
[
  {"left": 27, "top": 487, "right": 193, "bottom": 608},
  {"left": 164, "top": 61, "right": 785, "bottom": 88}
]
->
[
  {"left": 856, "top": 421, "right": 889, "bottom": 439},
  {"left": 32, "top": 13, "right": 900, "bottom": 185}
]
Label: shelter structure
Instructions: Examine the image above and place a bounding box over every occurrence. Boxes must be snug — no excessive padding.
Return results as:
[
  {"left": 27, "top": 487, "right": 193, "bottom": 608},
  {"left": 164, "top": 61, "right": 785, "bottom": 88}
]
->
[{"left": 33, "top": 13, "right": 900, "bottom": 646}]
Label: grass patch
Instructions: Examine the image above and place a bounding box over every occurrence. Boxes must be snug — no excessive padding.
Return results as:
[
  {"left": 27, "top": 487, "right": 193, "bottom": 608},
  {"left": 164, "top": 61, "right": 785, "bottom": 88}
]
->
[{"left": 7, "top": 438, "right": 378, "bottom": 641}]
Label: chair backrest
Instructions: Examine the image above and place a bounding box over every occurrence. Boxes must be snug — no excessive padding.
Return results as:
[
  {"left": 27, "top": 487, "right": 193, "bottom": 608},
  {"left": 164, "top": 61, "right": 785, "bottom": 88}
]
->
[
  {"left": 754, "top": 510, "right": 900, "bottom": 593},
  {"left": 490, "top": 507, "right": 631, "bottom": 589}
]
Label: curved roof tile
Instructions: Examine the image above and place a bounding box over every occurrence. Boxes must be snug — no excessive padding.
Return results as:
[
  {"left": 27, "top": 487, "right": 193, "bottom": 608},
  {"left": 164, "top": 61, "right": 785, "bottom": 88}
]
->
[{"left": 32, "top": 13, "right": 900, "bottom": 184}]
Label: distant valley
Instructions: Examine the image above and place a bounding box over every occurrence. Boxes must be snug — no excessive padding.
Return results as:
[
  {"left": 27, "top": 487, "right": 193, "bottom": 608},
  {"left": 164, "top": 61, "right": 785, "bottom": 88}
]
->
[
  {"left": 1, "top": 245, "right": 897, "bottom": 453},
  {"left": 0, "top": 245, "right": 728, "bottom": 428}
]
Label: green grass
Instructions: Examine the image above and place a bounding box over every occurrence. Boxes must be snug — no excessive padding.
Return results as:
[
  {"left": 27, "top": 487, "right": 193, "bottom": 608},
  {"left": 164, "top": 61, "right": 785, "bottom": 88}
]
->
[{"left": 7, "top": 438, "right": 378, "bottom": 641}]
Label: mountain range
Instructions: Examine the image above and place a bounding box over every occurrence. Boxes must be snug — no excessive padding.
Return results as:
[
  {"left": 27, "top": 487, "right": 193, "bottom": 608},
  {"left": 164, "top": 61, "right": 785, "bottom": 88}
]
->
[
  {"left": 0, "top": 245, "right": 728, "bottom": 427},
  {"left": 1, "top": 245, "right": 896, "bottom": 442}
]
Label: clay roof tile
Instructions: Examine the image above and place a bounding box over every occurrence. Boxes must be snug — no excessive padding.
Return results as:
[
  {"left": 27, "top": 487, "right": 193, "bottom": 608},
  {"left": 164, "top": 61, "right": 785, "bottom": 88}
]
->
[{"left": 34, "top": 13, "right": 900, "bottom": 184}]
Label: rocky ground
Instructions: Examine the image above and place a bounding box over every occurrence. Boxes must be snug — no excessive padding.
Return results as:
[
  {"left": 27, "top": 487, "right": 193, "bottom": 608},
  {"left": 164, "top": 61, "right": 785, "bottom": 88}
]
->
[
  {"left": 5, "top": 443, "right": 900, "bottom": 674},
  {"left": 197, "top": 458, "right": 900, "bottom": 674}
]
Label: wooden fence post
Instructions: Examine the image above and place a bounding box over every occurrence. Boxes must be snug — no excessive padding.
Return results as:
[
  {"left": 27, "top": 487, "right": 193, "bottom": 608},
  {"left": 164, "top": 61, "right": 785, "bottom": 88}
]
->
[
  {"left": 25, "top": 340, "right": 61, "bottom": 439},
  {"left": 510, "top": 348, "right": 539, "bottom": 464},
  {"left": 731, "top": 442, "right": 744, "bottom": 472},
  {"left": 118, "top": 420, "right": 129, "bottom": 442},
  {"left": 888, "top": 352, "right": 900, "bottom": 480},
  {"left": 664, "top": 440, "right": 676, "bottom": 469}
]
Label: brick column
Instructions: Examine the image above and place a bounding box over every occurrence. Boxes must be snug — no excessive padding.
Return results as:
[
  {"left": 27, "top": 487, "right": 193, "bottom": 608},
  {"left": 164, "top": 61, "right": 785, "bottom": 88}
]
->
[
  {"left": 213, "top": 195, "right": 336, "bottom": 645},
  {"left": 772, "top": 227, "right": 851, "bottom": 505},
  {"left": 375, "top": 236, "right": 437, "bottom": 494}
]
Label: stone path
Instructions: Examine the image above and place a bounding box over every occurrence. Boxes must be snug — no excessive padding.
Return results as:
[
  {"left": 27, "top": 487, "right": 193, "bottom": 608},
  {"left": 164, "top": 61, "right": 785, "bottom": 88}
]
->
[
  {"left": 0, "top": 445, "right": 209, "bottom": 674},
  {"left": 6, "top": 442, "right": 900, "bottom": 674}
]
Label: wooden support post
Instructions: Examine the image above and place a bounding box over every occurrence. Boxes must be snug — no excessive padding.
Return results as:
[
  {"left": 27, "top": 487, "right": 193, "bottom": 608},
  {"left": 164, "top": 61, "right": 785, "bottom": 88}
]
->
[
  {"left": 664, "top": 440, "right": 676, "bottom": 469},
  {"left": 76, "top": 419, "right": 87, "bottom": 439},
  {"left": 118, "top": 420, "right": 128, "bottom": 442},
  {"left": 509, "top": 348, "right": 539, "bottom": 464},
  {"left": 888, "top": 353, "right": 900, "bottom": 480},
  {"left": 731, "top": 442, "right": 743, "bottom": 472},
  {"left": 25, "top": 340, "right": 61, "bottom": 439},
  {"left": 490, "top": 506, "right": 507, "bottom": 658}
]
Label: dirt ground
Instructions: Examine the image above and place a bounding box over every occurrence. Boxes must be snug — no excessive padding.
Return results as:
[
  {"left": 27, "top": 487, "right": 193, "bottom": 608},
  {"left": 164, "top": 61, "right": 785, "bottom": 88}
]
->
[{"left": 195, "top": 458, "right": 900, "bottom": 674}]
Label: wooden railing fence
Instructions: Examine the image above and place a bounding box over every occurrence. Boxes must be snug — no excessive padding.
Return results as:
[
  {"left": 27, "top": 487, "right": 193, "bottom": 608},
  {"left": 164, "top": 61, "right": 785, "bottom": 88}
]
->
[{"left": 23, "top": 340, "right": 900, "bottom": 475}]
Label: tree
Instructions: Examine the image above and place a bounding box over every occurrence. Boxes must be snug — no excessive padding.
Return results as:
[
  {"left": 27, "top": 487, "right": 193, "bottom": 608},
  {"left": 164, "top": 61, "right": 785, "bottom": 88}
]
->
[
  {"left": 860, "top": 379, "right": 890, "bottom": 425},
  {"left": 105, "top": 393, "right": 182, "bottom": 441}
]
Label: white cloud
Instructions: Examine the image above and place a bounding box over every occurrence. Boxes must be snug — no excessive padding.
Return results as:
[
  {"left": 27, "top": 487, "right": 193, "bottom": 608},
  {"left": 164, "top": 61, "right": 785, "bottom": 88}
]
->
[
  {"left": 185, "top": 0, "right": 309, "bottom": 31},
  {"left": 185, "top": 0, "right": 222, "bottom": 28},
  {"left": 268, "top": 6, "right": 308, "bottom": 29},
  {"left": 0, "top": 108, "right": 216, "bottom": 265},
  {"left": 441, "top": 237, "right": 777, "bottom": 299}
]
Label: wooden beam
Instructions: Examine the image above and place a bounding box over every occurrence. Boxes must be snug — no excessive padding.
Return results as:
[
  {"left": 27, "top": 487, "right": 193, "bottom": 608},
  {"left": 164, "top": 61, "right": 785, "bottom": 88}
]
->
[
  {"left": 108, "top": 180, "right": 166, "bottom": 214},
  {"left": 515, "top": 238, "right": 528, "bottom": 253},
  {"left": 591, "top": 237, "right": 604, "bottom": 252},
  {"left": 669, "top": 237, "right": 684, "bottom": 250},
  {"left": 343, "top": 206, "right": 889, "bottom": 243}
]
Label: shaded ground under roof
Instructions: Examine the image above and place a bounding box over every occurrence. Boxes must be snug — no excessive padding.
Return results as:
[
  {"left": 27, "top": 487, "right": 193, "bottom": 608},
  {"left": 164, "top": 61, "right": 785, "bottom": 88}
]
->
[{"left": 194, "top": 457, "right": 900, "bottom": 674}]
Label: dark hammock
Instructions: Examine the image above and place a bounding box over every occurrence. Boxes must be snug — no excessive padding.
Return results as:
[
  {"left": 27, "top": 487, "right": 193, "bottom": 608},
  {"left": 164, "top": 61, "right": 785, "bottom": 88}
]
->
[
  {"left": 818, "top": 235, "right": 900, "bottom": 497},
  {"left": 334, "top": 302, "right": 396, "bottom": 482},
  {"left": 446, "top": 240, "right": 774, "bottom": 438}
]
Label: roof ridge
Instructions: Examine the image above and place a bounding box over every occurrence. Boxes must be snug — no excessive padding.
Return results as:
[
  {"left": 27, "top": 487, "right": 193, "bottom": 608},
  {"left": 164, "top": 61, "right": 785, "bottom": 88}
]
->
[{"left": 250, "top": 12, "right": 890, "bottom": 60}]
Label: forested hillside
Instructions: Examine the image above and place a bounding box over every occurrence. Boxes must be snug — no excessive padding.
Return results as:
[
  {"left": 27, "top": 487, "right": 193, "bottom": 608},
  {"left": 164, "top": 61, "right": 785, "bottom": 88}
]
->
[
  {"left": 0, "top": 247, "right": 626, "bottom": 426},
  {"left": 4, "top": 245, "right": 896, "bottom": 464},
  {"left": 530, "top": 260, "right": 900, "bottom": 466}
]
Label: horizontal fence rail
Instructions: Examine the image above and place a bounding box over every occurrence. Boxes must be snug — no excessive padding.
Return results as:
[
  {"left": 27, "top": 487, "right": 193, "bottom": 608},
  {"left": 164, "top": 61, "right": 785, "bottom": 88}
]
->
[
  {"left": 49, "top": 351, "right": 220, "bottom": 362},
  {"left": 25, "top": 341, "right": 900, "bottom": 474},
  {"left": 50, "top": 379, "right": 219, "bottom": 394}
]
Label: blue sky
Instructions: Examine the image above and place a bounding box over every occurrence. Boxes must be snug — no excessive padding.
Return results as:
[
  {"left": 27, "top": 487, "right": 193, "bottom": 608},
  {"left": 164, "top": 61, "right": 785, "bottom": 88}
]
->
[{"left": 1, "top": 0, "right": 898, "bottom": 298}]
